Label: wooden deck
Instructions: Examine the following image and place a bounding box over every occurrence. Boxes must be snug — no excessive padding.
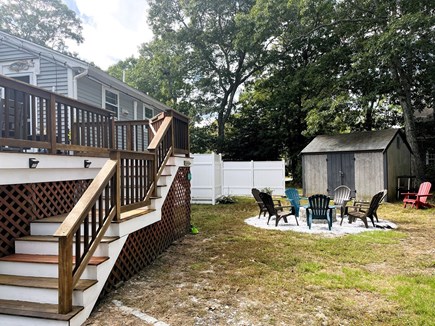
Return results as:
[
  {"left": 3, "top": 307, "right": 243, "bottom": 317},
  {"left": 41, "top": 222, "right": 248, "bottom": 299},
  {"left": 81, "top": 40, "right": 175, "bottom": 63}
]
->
[{"left": 0, "top": 73, "right": 192, "bottom": 321}]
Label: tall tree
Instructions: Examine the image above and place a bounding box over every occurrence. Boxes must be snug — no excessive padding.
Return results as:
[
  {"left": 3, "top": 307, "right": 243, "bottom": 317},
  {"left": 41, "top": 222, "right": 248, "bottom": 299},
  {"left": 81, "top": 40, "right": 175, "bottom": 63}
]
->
[
  {"left": 107, "top": 37, "right": 195, "bottom": 118},
  {"left": 146, "top": 0, "right": 287, "bottom": 151},
  {"left": 0, "top": 0, "right": 83, "bottom": 53},
  {"left": 336, "top": 0, "right": 435, "bottom": 180}
]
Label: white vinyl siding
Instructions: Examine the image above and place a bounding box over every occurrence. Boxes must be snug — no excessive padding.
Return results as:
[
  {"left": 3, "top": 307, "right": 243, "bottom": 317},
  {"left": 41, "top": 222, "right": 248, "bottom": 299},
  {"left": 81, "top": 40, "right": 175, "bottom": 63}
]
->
[
  {"left": 37, "top": 58, "right": 69, "bottom": 95},
  {"left": 77, "top": 77, "right": 103, "bottom": 108}
]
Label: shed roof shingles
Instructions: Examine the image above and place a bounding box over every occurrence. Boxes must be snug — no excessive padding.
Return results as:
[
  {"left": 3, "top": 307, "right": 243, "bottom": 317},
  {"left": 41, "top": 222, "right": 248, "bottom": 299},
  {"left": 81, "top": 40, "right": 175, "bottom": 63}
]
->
[{"left": 301, "top": 129, "right": 401, "bottom": 154}]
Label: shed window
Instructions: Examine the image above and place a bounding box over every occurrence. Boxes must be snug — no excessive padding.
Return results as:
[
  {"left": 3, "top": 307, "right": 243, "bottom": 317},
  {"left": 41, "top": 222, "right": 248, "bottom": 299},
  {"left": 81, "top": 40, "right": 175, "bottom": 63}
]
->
[
  {"left": 396, "top": 137, "right": 401, "bottom": 149},
  {"left": 426, "top": 152, "right": 435, "bottom": 165},
  {"left": 104, "top": 89, "right": 119, "bottom": 116}
]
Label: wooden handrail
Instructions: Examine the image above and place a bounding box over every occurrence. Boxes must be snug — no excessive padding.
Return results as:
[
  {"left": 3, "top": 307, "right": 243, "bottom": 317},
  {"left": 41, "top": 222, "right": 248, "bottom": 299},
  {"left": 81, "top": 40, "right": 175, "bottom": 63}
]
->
[
  {"left": 53, "top": 149, "right": 158, "bottom": 314},
  {"left": 54, "top": 159, "right": 117, "bottom": 313},
  {"left": 148, "top": 116, "right": 172, "bottom": 150}
]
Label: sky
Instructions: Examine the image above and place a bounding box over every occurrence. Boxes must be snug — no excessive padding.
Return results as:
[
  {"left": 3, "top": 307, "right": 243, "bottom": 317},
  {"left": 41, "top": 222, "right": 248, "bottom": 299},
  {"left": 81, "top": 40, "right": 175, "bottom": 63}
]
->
[{"left": 62, "top": 0, "right": 154, "bottom": 70}]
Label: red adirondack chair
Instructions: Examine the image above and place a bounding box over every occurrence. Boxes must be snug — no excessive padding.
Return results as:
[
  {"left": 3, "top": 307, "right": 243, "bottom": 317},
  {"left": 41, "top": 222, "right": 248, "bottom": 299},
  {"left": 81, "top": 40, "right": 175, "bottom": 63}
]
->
[{"left": 402, "top": 182, "right": 432, "bottom": 209}]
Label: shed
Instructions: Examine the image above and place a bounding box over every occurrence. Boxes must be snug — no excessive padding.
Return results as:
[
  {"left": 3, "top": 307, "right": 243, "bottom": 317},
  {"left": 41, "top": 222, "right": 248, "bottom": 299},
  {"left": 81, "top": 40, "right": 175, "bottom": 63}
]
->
[{"left": 300, "top": 129, "right": 412, "bottom": 202}]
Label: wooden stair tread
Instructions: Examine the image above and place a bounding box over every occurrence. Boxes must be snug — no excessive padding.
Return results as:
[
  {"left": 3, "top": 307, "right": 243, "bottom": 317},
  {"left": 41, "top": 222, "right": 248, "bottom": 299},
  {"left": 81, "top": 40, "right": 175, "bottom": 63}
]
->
[
  {"left": 0, "top": 254, "right": 108, "bottom": 265},
  {"left": 0, "top": 299, "right": 83, "bottom": 321},
  {"left": 16, "top": 235, "right": 118, "bottom": 243},
  {"left": 118, "top": 208, "right": 156, "bottom": 222},
  {"left": 0, "top": 274, "right": 96, "bottom": 291},
  {"left": 31, "top": 214, "right": 68, "bottom": 223}
]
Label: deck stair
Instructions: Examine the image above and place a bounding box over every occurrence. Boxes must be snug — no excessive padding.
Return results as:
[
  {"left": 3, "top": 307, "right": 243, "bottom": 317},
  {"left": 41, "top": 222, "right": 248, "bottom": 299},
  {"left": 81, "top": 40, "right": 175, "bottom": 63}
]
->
[{"left": 0, "top": 156, "right": 188, "bottom": 326}]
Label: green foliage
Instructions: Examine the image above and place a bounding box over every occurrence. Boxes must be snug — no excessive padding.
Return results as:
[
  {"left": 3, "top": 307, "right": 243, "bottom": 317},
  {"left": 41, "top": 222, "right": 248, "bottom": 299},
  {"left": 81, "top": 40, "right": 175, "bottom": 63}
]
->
[
  {"left": 216, "top": 195, "right": 237, "bottom": 204},
  {"left": 107, "top": 0, "right": 433, "bottom": 183},
  {"left": 0, "top": 0, "right": 83, "bottom": 53},
  {"left": 144, "top": 0, "right": 291, "bottom": 151},
  {"left": 260, "top": 187, "right": 273, "bottom": 195}
]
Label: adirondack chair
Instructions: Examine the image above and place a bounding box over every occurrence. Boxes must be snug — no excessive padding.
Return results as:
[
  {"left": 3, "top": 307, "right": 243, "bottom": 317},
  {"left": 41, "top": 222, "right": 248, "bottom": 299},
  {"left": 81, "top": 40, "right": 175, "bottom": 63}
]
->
[
  {"left": 259, "top": 192, "right": 298, "bottom": 227},
  {"left": 342, "top": 189, "right": 387, "bottom": 225},
  {"left": 306, "top": 194, "right": 333, "bottom": 230},
  {"left": 285, "top": 188, "right": 302, "bottom": 218},
  {"left": 402, "top": 182, "right": 432, "bottom": 209},
  {"left": 252, "top": 188, "right": 283, "bottom": 218},
  {"left": 333, "top": 185, "right": 352, "bottom": 220},
  {"left": 347, "top": 191, "right": 385, "bottom": 228}
]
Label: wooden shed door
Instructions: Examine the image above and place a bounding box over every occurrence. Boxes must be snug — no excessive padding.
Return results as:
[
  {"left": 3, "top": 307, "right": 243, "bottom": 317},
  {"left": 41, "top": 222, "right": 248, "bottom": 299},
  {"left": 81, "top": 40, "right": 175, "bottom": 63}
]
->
[{"left": 327, "top": 153, "right": 355, "bottom": 196}]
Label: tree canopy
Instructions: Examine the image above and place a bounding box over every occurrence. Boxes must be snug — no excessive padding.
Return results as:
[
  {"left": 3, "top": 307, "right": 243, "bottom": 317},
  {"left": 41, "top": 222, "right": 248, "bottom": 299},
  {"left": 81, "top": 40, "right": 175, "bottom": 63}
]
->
[
  {"left": 0, "top": 0, "right": 83, "bottom": 53},
  {"left": 107, "top": 0, "right": 434, "bottom": 182}
]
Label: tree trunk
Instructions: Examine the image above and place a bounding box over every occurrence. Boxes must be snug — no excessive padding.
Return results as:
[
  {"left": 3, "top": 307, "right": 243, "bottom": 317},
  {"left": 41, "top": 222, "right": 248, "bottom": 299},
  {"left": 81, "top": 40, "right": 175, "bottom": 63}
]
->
[
  {"left": 391, "top": 61, "right": 425, "bottom": 182},
  {"left": 217, "top": 110, "right": 225, "bottom": 153}
]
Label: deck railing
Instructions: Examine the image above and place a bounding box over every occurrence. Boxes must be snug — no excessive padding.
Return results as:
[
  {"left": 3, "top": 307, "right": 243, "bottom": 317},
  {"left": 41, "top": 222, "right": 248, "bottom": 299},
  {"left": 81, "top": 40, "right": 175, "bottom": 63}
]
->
[
  {"left": 114, "top": 120, "right": 150, "bottom": 152},
  {"left": 0, "top": 74, "right": 190, "bottom": 314},
  {"left": 54, "top": 122, "right": 171, "bottom": 313},
  {"left": 0, "top": 75, "right": 191, "bottom": 155},
  {"left": 0, "top": 75, "right": 115, "bottom": 154}
]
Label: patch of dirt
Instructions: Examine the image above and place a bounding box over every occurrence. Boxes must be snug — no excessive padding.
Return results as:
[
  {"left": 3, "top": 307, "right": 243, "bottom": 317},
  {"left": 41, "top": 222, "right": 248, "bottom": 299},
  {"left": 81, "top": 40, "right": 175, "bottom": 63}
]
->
[{"left": 84, "top": 234, "right": 402, "bottom": 326}]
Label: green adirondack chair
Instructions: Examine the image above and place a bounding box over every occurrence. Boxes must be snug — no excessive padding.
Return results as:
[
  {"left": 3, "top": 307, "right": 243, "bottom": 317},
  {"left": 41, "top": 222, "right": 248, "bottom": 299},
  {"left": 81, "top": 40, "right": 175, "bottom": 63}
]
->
[{"left": 306, "top": 194, "right": 333, "bottom": 230}]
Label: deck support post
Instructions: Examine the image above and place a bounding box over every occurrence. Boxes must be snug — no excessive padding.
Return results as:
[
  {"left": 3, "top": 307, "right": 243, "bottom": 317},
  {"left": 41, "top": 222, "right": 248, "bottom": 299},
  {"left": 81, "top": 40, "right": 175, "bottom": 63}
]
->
[{"left": 58, "top": 236, "right": 73, "bottom": 314}]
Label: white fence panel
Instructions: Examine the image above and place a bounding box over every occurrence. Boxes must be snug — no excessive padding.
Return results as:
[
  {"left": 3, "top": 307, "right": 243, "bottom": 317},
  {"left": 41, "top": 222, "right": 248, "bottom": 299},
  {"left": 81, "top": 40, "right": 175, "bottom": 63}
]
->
[
  {"left": 222, "top": 161, "right": 253, "bottom": 195},
  {"left": 223, "top": 161, "right": 285, "bottom": 196},
  {"left": 253, "top": 161, "right": 285, "bottom": 195},
  {"left": 190, "top": 153, "right": 285, "bottom": 204},
  {"left": 190, "top": 153, "right": 222, "bottom": 204}
]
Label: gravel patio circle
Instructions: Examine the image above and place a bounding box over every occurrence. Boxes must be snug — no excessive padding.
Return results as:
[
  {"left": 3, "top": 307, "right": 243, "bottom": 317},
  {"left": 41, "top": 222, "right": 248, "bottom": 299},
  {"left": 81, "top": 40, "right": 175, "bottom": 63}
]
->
[{"left": 245, "top": 215, "right": 397, "bottom": 237}]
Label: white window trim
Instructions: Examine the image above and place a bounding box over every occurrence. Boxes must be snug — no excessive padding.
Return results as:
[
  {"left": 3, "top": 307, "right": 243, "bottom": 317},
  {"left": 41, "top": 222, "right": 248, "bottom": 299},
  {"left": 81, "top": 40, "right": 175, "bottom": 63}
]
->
[
  {"left": 0, "top": 59, "right": 40, "bottom": 84},
  {"left": 143, "top": 104, "right": 154, "bottom": 119},
  {"left": 102, "top": 87, "right": 119, "bottom": 118}
]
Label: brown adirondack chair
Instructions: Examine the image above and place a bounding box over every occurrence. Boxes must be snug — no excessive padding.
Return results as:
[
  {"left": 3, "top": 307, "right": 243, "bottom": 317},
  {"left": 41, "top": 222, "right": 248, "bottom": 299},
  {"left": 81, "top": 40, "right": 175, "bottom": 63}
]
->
[
  {"left": 402, "top": 182, "right": 432, "bottom": 209},
  {"left": 347, "top": 191, "right": 385, "bottom": 228},
  {"left": 252, "top": 188, "right": 283, "bottom": 218},
  {"left": 259, "top": 192, "right": 298, "bottom": 227},
  {"left": 345, "top": 189, "right": 387, "bottom": 225}
]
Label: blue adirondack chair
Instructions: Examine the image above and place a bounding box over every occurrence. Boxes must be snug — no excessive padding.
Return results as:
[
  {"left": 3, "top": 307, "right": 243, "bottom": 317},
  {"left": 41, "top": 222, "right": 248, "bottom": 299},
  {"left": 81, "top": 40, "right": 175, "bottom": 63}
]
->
[
  {"left": 285, "top": 188, "right": 302, "bottom": 218},
  {"left": 306, "top": 194, "right": 333, "bottom": 230}
]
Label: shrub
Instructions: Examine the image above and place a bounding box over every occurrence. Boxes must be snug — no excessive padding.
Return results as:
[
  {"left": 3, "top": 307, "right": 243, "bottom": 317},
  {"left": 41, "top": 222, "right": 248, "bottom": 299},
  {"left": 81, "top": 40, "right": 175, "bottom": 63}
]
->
[
  {"left": 216, "top": 195, "right": 236, "bottom": 204},
  {"left": 260, "top": 187, "right": 273, "bottom": 195}
]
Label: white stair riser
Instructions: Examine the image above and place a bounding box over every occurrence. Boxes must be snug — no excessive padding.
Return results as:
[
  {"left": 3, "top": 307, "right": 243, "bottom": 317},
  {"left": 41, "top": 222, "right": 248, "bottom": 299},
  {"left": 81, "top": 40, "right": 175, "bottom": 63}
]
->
[
  {"left": 0, "top": 315, "right": 68, "bottom": 326},
  {"left": 0, "top": 284, "right": 90, "bottom": 306},
  {"left": 0, "top": 261, "right": 98, "bottom": 279},
  {"left": 15, "top": 241, "right": 109, "bottom": 256},
  {"left": 30, "top": 222, "right": 116, "bottom": 236},
  {"left": 0, "top": 157, "right": 188, "bottom": 326}
]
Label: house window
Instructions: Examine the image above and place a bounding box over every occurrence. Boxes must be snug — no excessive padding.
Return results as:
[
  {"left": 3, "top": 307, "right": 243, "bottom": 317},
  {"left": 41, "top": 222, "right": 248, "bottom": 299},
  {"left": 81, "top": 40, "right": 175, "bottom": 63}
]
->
[
  {"left": 144, "top": 105, "right": 154, "bottom": 119},
  {"left": 104, "top": 89, "right": 119, "bottom": 116}
]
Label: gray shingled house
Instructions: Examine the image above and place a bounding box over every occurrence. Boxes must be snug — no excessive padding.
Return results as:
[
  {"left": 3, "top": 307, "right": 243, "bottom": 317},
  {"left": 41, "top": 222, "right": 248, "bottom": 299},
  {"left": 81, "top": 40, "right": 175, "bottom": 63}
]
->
[{"left": 300, "top": 129, "right": 412, "bottom": 202}]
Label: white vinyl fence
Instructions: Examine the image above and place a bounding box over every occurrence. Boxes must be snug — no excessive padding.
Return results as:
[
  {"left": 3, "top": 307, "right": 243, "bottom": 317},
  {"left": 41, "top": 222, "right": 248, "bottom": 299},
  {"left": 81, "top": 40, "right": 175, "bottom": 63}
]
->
[{"left": 191, "top": 153, "right": 285, "bottom": 204}]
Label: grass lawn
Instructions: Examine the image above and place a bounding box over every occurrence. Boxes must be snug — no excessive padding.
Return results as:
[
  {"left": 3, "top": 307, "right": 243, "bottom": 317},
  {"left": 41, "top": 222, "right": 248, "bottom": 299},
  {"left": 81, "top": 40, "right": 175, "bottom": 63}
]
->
[{"left": 88, "top": 197, "right": 434, "bottom": 326}]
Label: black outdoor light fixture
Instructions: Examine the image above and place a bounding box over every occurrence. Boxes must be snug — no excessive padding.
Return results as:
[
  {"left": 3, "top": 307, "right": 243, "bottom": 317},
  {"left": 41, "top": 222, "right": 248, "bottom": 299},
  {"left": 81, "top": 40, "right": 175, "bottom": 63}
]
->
[
  {"left": 29, "top": 158, "right": 39, "bottom": 168},
  {"left": 84, "top": 159, "right": 92, "bottom": 168}
]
